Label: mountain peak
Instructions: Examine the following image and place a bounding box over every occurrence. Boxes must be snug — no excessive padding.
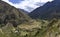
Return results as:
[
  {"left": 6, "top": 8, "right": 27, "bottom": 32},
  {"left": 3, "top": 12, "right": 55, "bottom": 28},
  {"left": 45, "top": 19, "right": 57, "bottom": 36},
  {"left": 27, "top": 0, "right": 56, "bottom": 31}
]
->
[
  {"left": 29, "top": 0, "right": 60, "bottom": 20},
  {"left": 0, "top": 1, "right": 31, "bottom": 27}
]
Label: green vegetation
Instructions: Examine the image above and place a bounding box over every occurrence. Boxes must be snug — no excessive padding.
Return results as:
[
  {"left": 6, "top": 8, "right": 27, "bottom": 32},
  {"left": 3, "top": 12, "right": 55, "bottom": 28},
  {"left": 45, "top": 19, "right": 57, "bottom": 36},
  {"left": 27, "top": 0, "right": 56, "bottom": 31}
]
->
[
  {"left": 0, "top": 0, "right": 31, "bottom": 27},
  {"left": 0, "top": 19, "right": 60, "bottom": 37},
  {"left": 0, "top": 0, "right": 60, "bottom": 37}
]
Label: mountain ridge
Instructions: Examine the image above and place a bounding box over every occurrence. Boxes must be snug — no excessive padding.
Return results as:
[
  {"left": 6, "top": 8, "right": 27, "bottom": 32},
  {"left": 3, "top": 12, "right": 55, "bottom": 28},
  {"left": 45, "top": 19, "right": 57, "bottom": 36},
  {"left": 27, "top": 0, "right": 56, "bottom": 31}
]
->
[
  {"left": 29, "top": 0, "right": 60, "bottom": 20},
  {"left": 0, "top": 0, "right": 60, "bottom": 37},
  {"left": 0, "top": 0, "right": 31, "bottom": 27}
]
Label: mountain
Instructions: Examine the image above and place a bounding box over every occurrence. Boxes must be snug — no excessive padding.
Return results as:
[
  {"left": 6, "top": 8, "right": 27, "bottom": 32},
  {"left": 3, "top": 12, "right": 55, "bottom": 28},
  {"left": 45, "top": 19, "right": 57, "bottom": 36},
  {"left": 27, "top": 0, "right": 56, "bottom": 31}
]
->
[
  {"left": 0, "top": 0, "right": 31, "bottom": 27},
  {"left": 29, "top": 0, "right": 60, "bottom": 20},
  {"left": 19, "top": 9, "right": 29, "bottom": 14},
  {"left": 19, "top": 3, "right": 44, "bottom": 12},
  {"left": 0, "top": 0, "right": 60, "bottom": 37}
]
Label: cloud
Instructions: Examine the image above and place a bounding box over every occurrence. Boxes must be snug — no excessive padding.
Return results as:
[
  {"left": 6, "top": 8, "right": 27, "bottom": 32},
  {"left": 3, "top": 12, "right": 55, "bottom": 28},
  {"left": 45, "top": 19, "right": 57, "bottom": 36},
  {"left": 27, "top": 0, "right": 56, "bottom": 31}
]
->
[{"left": 2, "top": 0, "right": 53, "bottom": 12}]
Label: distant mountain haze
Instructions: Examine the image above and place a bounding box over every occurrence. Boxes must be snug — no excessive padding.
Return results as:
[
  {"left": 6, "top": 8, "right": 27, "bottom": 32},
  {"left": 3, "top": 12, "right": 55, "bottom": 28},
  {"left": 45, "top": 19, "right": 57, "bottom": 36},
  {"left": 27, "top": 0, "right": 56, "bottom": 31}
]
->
[{"left": 19, "top": 9, "right": 29, "bottom": 14}]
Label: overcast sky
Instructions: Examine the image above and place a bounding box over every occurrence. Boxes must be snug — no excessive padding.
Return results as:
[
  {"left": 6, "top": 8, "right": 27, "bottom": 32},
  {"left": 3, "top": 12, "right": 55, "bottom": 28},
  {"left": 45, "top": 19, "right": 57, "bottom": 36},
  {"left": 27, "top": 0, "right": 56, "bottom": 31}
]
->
[{"left": 2, "top": 0, "right": 53, "bottom": 12}]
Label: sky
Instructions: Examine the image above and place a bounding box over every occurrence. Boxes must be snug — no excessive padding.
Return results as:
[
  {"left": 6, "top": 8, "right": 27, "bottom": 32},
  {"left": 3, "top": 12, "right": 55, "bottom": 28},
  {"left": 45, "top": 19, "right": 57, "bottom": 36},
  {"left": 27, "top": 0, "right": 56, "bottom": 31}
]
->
[
  {"left": 9, "top": 0, "right": 24, "bottom": 4},
  {"left": 2, "top": 0, "right": 53, "bottom": 12}
]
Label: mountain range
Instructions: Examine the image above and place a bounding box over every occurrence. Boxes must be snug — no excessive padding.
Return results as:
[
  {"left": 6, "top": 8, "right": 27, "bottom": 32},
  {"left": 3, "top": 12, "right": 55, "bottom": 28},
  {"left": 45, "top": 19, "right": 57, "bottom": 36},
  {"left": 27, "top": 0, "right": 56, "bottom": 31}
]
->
[
  {"left": 29, "top": 0, "right": 60, "bottom": 20},
  {"left": 0, "top": 0, "right": 60, "bottom": 37}
]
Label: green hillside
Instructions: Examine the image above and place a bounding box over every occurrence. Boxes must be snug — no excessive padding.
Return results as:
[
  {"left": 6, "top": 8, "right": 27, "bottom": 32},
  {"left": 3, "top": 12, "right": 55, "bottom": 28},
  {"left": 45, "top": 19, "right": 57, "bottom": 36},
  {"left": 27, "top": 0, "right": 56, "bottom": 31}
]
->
[
  {"left": 0, "top": 0, "right": 31, "bottom": 27},
  {"left": 0, "top": 0, "right": 60, "bottom": 37},
  {"left": 0, "top": 18, "right": 60, "bottom": 37}
]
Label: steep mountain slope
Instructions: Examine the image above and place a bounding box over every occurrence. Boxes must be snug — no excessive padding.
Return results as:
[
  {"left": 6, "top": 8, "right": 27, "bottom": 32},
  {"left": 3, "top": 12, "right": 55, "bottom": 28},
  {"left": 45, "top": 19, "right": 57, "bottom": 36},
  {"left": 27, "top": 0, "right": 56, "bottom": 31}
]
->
[
  {"left": 0, "top": 0, "right": 31, "bottom": 27},
  {"left": 0, "top": 0, "right": 60, "bottom": 37},
  {"left": 29, "top": 0, "right": 60, "bottom": 19}
]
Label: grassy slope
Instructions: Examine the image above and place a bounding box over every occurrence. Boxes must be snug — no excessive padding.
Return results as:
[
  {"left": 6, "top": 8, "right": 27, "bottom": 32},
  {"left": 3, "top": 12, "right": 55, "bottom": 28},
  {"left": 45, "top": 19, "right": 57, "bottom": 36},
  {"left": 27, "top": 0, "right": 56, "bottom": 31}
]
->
[
  {"left": 0, "top": 0, "right": 31, "bottom": 27},
  {"left": 0, "top": 19, "right": 60, "bottom": 37}
]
